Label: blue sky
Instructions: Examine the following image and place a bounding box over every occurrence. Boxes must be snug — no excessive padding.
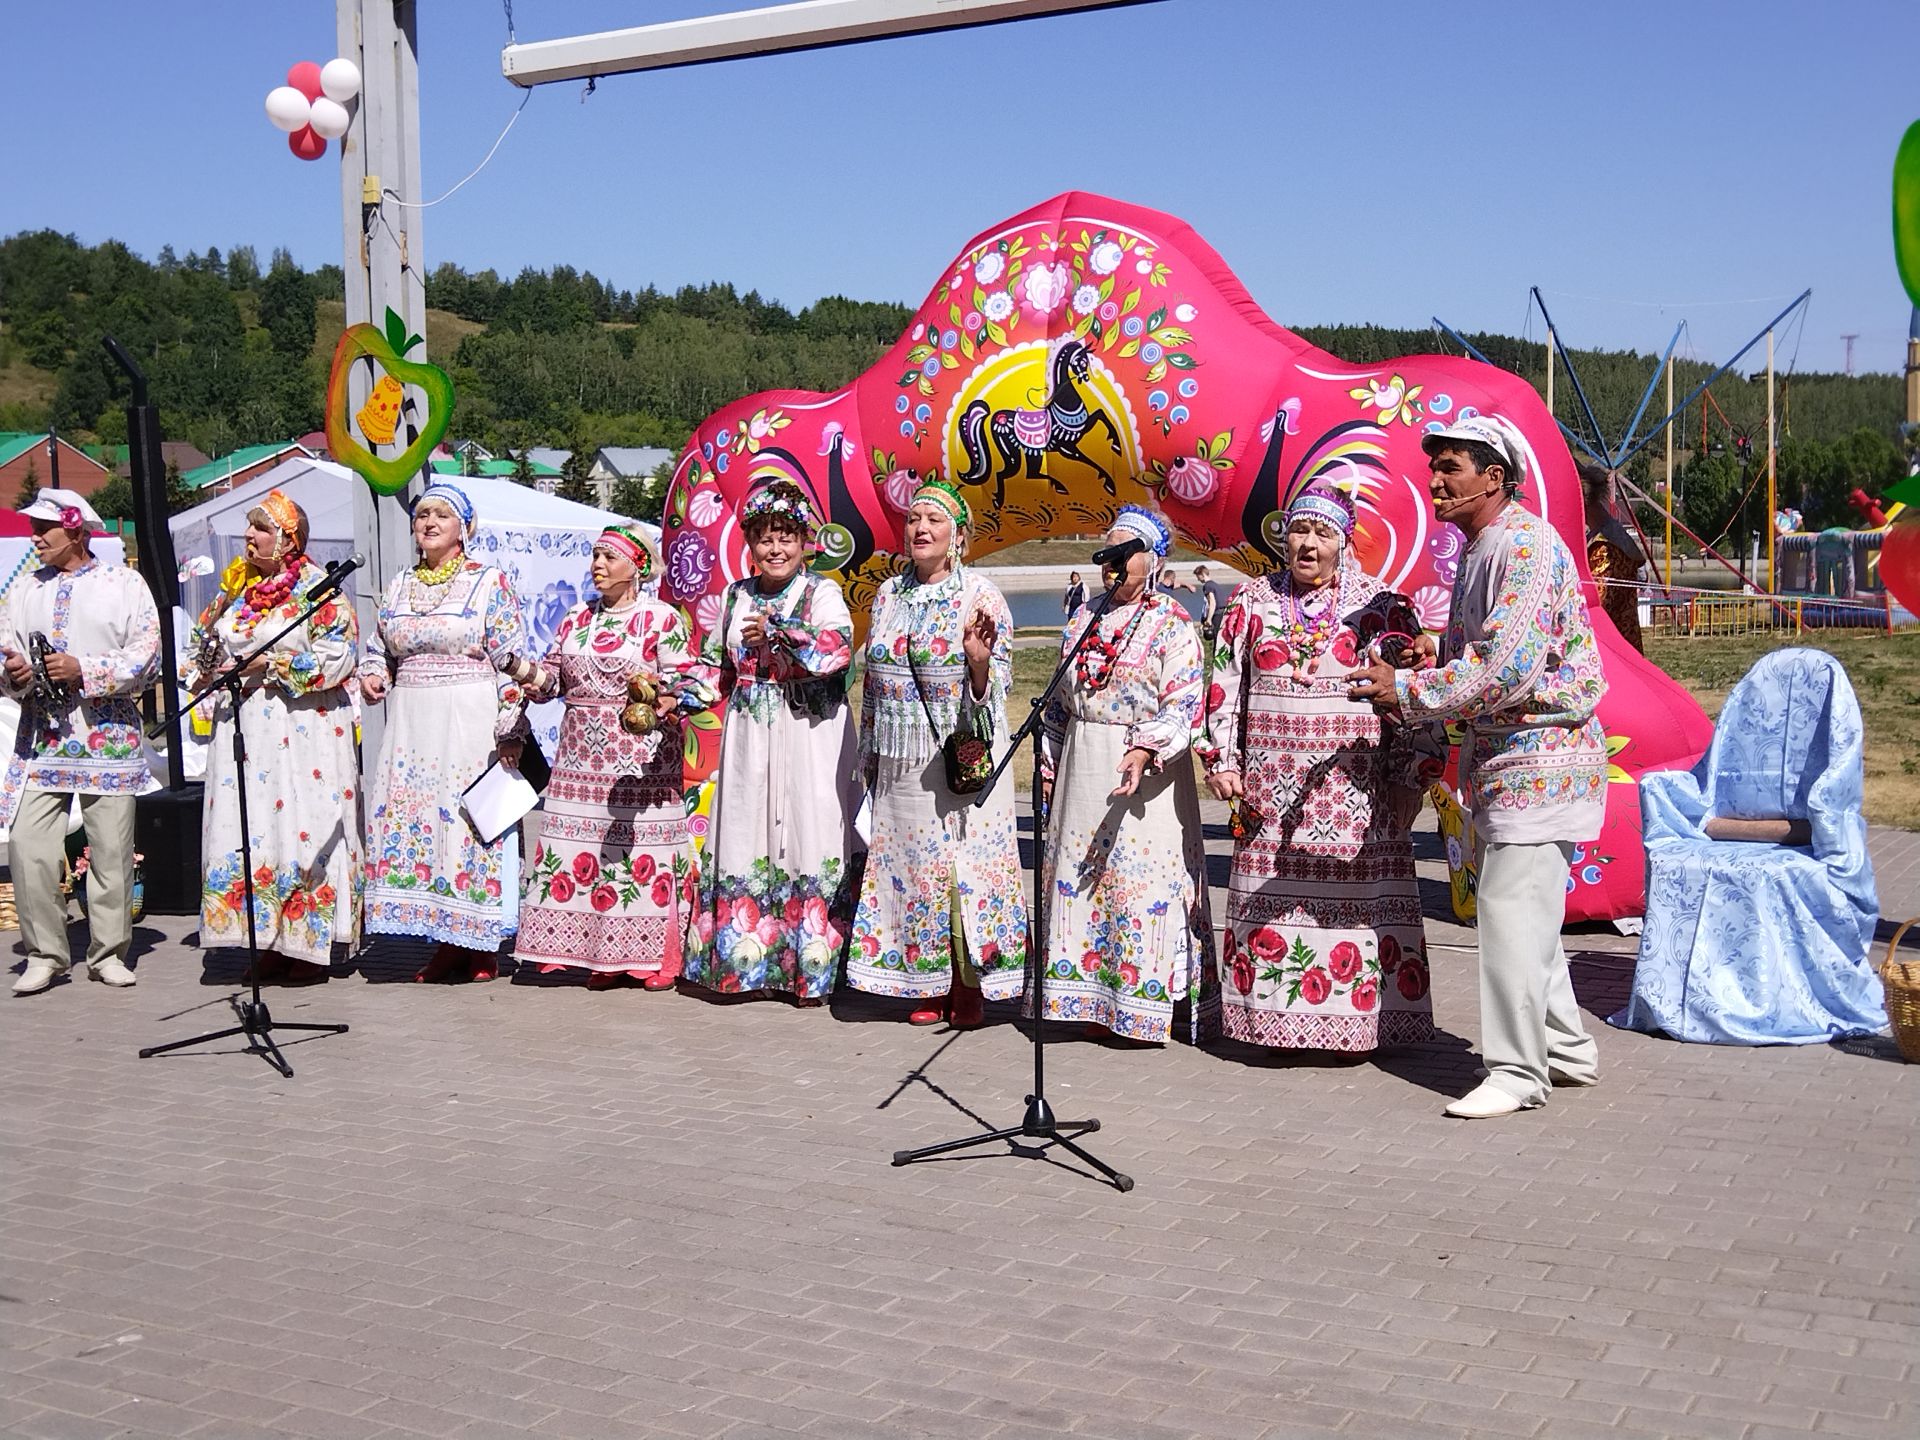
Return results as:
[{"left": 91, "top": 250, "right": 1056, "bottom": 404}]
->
[{"left": 6, "top": 1, "right": 1915, "bottom": 375}]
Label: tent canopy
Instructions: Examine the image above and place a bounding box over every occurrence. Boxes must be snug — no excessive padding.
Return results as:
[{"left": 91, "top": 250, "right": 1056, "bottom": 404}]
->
[{"left": 168, "top": 457, "right": 659, "bottom": 754}]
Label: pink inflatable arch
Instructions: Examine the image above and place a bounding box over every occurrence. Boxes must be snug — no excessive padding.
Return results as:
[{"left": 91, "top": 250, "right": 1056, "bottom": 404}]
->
[{"left": 661, "top": 192, "right": 1713, "bottom": 921}]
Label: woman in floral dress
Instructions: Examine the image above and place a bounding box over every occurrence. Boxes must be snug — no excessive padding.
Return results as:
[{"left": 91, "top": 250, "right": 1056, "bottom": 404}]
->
[
  {"left": 1197, "top": 479, "right": 1445, "bottom": 1050},
  {"left": 846, "top": 480, "right": 1027, "bottom": 1026},
  {"left": 193, "top": 489, "right": 360, "bottom": 983},
  {"left": 1038, "top": 506, "right": 1214, "bottom": 1043},
  {"left": 517, "top": 526, "right": 718, "bottom": 989},
  {"left": 685, "top": 482, "right": 860, "bottom": 1004},
  {"left": 360, "top": 483, "right": 530, "bottom": 982}
]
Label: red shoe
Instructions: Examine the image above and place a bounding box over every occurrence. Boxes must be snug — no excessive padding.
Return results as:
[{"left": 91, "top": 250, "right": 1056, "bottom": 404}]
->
[
  {"left": 639, "top": 973, "right": 676, "bottom": 991},
  {"left": 414, "top": 944, "right": 466, "bottom": 983},
  {"left": 794, "top": 995, "right": 824, "bottom": 1009},
  {"left": 248, "top": 953, "right": 291, "bottom": 985},
  {"left": 282, "top": 960, "right": 330, "bottom": 985},
  {"left": 587, "top": 970, "right": 621, "bottom": 990},
  {"left": 537, "top": 963, "right": 567, "bottom": 975},
  {"left": 908, "top": 1003, "right": 943, "bottom": 1025},
  {"left": 949, "top": 981, "right": 984, "bottom": 1029},
  {"left": 468, "top": 953, "right": 498, "bottom": 982}
]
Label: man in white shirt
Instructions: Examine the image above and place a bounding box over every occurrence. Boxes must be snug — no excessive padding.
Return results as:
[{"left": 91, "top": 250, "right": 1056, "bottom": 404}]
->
[{"left": 2, "top": 490, "right": 161, "bottom": 995}]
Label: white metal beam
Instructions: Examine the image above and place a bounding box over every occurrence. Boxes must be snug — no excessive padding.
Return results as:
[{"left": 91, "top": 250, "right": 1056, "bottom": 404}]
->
[{"left": 501, "top": 0, "right": 1160, "bottom": 86}]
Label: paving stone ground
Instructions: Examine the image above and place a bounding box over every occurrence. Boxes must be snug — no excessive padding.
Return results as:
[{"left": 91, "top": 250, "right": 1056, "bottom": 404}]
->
[{"left": 2, "top": 810, "right": 1915, "bottom": 1440}]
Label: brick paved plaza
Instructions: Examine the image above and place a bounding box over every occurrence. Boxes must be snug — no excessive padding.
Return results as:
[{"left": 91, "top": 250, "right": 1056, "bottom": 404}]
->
[{"left": 3, "top": 811, "right": 1915, "bottom": 1440}]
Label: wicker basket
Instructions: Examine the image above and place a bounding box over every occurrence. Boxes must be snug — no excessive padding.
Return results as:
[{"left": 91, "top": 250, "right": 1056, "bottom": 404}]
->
[
  {"left": 1884, "top": 919, "right": 1920, "bottom": 1063},
  {"left": 0, "top": 881, "right": 15, "bottom": 931}
]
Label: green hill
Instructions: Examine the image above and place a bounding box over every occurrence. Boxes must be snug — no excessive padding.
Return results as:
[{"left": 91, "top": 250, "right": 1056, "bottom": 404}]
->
[{"left": 1, "top": 228, "right": 1906, "bottom": 545}]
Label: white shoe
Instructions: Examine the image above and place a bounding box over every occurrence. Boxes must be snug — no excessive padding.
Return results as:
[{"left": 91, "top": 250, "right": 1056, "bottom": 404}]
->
[
  {"left": 90, "top": 959, "right": 137, "bottom": 988},
  {"left": 12, "top": 964, "right": 62, "bottom": 996},
  {"left": 1444, "top": 1082, "right": 1534, "bottom": 1119},
  {"left": 1548, "top": 1066, "right": 1598, "bottom": 1088}
]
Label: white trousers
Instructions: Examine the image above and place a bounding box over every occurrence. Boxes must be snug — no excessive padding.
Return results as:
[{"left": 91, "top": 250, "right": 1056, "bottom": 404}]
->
[
  {"left": 11, "top": 789, "right": 137, "bottom": 973},
  {"left": 1474, "top": 839, "right": 1600, "bottom": 1104}
]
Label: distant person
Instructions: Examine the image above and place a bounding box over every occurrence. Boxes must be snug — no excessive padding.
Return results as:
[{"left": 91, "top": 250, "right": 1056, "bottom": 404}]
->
[
  {"left": 1193, "top": 564, "right": 1227, "bottom": 643},
  {"left": 1062, "top": 569, "right": 1086, "bottom": 617}
]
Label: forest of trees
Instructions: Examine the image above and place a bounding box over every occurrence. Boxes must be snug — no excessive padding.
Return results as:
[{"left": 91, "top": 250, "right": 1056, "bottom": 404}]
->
[{"left": 1, "top": 228, "right": 1908, "bottom": 543}]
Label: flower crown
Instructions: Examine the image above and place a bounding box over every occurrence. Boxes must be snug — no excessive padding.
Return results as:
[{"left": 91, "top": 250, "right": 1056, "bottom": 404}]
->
[{"left": 741, "top": 482, "right": 819, "bottom": 534}]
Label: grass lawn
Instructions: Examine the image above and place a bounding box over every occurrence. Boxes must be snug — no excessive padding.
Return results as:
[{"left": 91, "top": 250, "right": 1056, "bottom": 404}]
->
[{"left": 1646, "top": 627, "right": 1920, "bottom": 830}]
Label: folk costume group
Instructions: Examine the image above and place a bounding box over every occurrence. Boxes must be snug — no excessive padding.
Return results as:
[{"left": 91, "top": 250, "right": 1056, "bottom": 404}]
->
[{"left": 7, "top": 407, "right": 1619, "bottom": 1119}]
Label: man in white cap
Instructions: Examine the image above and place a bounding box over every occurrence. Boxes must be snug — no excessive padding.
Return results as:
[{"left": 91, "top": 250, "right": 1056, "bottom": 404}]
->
[
  {"left": 2, "top": 489, "right": 160, "bottom": 994},
  {"left": 1349, "top": 416, "right": 1607, "bottom": 1118}
]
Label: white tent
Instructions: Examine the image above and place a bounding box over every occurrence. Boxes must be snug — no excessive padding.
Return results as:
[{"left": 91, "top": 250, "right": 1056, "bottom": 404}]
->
[{"left": 168, "top": 457, "right": 659, "bottom": 754}]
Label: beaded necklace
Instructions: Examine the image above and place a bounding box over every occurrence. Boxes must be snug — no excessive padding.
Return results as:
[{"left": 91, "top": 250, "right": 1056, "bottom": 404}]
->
[
  {"left": 410, "top": 550, "right": 466, "bottom": 608},
  {"left": 414, "top": 551, "right": 464, "bottom": 586},
  {"left": 233, "top": 557, "right": 306, "bottom": 635},
  {"left": 1075, "top": 594, "right": 1152, "bottom": 692},
  {"left": 1276, "top": 570, "right": 1341, "bottom": 671}
]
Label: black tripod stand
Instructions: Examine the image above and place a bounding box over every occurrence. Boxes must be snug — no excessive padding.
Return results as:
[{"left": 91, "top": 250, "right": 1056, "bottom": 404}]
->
[
  {"left": 137, "top": 561, "right": 360, "bottom": 1076},
  {"left": 891, "top": 567, "right": 1134, "bottom": 1192}
]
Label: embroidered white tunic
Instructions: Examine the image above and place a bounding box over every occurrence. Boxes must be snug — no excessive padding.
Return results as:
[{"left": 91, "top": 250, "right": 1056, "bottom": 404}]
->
[
  {"left": 360, "top": 561, "right": 528, "bottom": 947},
  {"left": 192, "top": 560, "right": 363, "bottom": 964},
  {"left": 846, "top": 566, "right": 1029, "bottom": 1001},
  {"left": 0, "top": 559, "right": 160, "bottom": 827}
]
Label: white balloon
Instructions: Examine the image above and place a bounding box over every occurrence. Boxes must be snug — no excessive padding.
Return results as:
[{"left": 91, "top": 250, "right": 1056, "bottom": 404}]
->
[
  {"left": 265, "top": 86, "right": 311, "bottom": 133},
  {"left": 320, "top": 57, "right": 362, "bottom": 103},
  {"left": 308, "top": 96, "right": 351, "bottom": 140}
]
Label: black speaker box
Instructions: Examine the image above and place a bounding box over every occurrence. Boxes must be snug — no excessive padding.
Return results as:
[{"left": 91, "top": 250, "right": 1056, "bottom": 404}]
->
[{"left": 135, "top": 786, "right": 204, "bottom": 916}]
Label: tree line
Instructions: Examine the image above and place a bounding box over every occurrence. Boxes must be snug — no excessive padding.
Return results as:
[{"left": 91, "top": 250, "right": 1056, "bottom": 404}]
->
[{"left": 1, "top": 230, "right": 1906, "bottom": 540}]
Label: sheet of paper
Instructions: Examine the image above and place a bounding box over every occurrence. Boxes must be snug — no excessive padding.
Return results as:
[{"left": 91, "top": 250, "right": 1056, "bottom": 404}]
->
[{"left": 461, "top": 760, "right": 538, "bottom": 845}]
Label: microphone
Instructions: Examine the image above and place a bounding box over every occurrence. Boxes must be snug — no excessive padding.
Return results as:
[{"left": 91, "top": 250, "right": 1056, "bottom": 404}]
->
[
  {"left": 308, "top": 552, "right": 365, "bottom": 603},
  {"left": 1091, "top": 537, "right": 1146, "bottom": 568},
  {"left": 1433, "top": 485, "right": 1502, "bottom": 516}
]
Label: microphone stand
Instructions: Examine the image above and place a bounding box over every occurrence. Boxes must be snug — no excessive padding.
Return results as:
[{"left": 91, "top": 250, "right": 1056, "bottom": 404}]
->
[
  {"left": 137, "top": 565, "right": 358, "bottom": 1076},
  {"left": 891, "top": 563, "right": 1135, "bottom": 1192}
]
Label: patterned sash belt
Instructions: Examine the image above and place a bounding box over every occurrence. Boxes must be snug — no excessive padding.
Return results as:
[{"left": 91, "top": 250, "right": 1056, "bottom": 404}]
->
[{"left": 396, "top": 654, "right": 495, "bottom": 687}]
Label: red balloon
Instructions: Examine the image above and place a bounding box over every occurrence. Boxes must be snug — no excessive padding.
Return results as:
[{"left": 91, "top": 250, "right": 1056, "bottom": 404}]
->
[
  {"left": 287, "top": 60, "right": 324, "bottom": 100},
  {"left": 1881, "top": 509, "right": 1920, "bottom": 619},
  {"left": 288, "top": 125, "right": 327, "bottom": 161}
]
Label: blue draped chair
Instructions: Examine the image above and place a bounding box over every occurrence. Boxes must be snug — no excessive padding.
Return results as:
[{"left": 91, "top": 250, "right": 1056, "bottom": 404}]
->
[{"left": 1610, "top": 647, "right": 1884, "bottom": 1044}]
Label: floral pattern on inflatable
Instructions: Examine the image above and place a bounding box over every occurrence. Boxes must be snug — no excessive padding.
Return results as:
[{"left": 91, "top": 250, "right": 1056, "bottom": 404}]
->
[{"left": 661, "top": 192, "right": 1714, "bottom": 922}]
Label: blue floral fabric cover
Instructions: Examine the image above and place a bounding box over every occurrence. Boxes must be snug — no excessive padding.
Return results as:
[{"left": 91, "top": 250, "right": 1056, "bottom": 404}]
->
[{"left": 1611, "top": 648, "right": 1883, "bottom": 1044}]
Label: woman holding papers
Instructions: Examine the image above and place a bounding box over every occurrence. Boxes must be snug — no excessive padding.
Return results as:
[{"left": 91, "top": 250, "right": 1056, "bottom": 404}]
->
[
  {"left": 514, "top": 525, "right": 717, "bottom": 989},
  {"left": 192, "top": 489, "right": 362, "bottom": 983},
  {"left": 683, "top": 482, "right": 860, "bottom": 1005},
  {"left": 360, "top": 483, "right": 531, "bottom": 981}
]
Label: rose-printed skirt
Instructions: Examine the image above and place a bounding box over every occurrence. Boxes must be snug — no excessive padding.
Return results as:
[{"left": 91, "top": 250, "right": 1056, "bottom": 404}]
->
[{"left": 516, "top": 701, "right": 694, "bottom": 975}]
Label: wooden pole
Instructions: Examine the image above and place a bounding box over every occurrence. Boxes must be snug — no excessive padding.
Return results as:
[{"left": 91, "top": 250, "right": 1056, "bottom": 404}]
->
[
  {"left": 1766, "top": 329, "right": 1776, "bottom": 594},
  {"left": 338, "top": 0, "right": 427, "bottom": 760},
  {"left": 1664, "top": 352, "right": 1674, "bottom": 590}
]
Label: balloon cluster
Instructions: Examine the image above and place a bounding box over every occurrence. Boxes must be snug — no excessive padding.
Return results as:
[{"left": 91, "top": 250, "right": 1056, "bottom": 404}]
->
[{"left": 264, "top": 59, "right": 361, "bottom": 162}]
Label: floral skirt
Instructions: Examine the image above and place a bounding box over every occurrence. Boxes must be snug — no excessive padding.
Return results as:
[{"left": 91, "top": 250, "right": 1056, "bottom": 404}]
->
[
  {"left": 1211, "top": 835, "right": 1434, "bottom": 1052},
  {"left": 845, "top": 750, "right": 1028, "bottom": 1002},
  {"left": 516, "top": 711, "right": 694, "bottom": 974},
  {"left": 1037, "top": 719, "right": 1213, "bottom": 1043},
  {"left": 684, "top": 704, "right": 860, "bottom": 998},
  {"left": 200, "top": 686, "right": 362, "bottom": 964}
]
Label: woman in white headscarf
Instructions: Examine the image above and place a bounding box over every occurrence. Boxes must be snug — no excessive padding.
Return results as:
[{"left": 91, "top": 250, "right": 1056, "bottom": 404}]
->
[{"left": 1036, "top": 504, "right": 1214, "bottom": 1043}]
